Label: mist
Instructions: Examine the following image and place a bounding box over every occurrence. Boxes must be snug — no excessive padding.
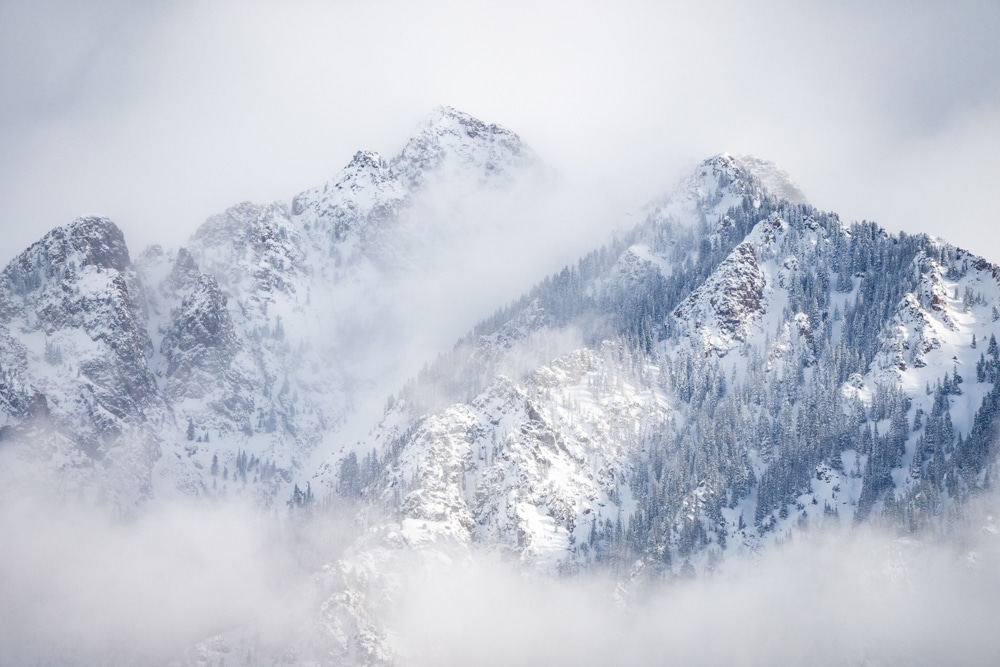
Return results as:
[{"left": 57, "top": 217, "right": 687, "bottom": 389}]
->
[
  {"left": 290, "top": 162, "right": 627, "bottom": 455},
  {"left": 4, "top": 447, "right": 998, "bottom": 667},
  {"left": 391, "top": 505, "right": 1000, "bottom": 667},
  {"left": 0, "top": 472, "right": 359, "bottom": 666},
  {"left": 2, "top": 1, "right": 998, "bottom": 268}
]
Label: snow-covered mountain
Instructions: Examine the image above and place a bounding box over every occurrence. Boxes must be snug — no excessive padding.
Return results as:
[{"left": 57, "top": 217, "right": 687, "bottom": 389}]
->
[
  {"left": 335, "top": 153, "right": 1000, "bottom": 571},
  {"left": 0, "top": 217, "right": 162, "bottom": 505},
  {"left": 261, "top": 151, "right": 1000, "bottom": 664},
  {"left": 0, "top": 106, "right": 544, "bottom": 508},
  {"left": 2, "top": 110, "right": 1000, "bottom": 665}
]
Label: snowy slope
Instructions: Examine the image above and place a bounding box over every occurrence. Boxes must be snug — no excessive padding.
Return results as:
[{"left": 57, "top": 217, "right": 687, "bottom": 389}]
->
[
  {"left": 309, "top": 149, "right": 1000, "bottom": 594},
  {"left": 139, "top": 106, "right": 545, "bottom": 501},
  {"left": 4, "top": 112, "right": 1000, "bottom": 666},
  {"left": 0, "top": 217, "right": 162, "bottom": 507}
]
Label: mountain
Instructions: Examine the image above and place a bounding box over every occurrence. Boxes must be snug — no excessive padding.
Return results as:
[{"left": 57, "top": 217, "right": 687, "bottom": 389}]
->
[
  {"left": 0, "top": 106, "right": 543, "bottom": 509},
  {"left": 2, "top": 110, "right": 999, "bottom": 665},
  {"left": 0, "top": 217, "right": 162, "bottom": 505},
  {"left": 333, "top": 153, "right": 1000, "bottom": 570},
  {"left": 270, "top": 152, "right": 1000, "bottom": 664}
]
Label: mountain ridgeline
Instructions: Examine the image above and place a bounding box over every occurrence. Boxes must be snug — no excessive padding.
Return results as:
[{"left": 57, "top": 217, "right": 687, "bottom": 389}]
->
[
  {"left": 1, "top": 109, "right": 1000, "bottom": 663},
  {"left": 0, "top": 106, "right": 541, "bottom": 506},
  {"left": 316, "top": 153, "right": 1000, "bottom": 578}
]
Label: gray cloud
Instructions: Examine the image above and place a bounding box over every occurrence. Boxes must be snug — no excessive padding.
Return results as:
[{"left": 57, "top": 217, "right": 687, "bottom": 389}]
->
[
  {"left": 390, "top": 504, "right": 1000, "bottom": 666},
  {"left": 1, "top": 1, "right": 998, "bottom": 268},
  {"left": 3, "top": 463, "right": 998, "bottom": 665}
]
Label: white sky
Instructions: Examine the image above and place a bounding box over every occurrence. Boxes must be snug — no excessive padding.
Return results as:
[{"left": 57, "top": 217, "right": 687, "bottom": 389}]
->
[{"left": 1, "top": 0, "right": 998, "bottom": 266}]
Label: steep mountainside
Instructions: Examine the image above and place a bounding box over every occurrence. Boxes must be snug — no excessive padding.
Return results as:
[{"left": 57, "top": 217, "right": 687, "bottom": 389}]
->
[
  {"left": 0, "top": 218, "right": 161, "bottom": 505},
  {"left": 2, "top": 110, "right": 999, "bottom": 665},
  {"left": 279, "top": 153, "right": 1000, "bottom": 663},
  {"left": 0, "top": 107, "right": 543, "bottom": 507}
]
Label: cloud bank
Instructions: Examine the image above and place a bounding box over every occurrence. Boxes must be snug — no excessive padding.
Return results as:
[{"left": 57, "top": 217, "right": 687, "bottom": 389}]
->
[
  {"left": 2, "top": 471, "right": 998, "bottom": 665},
  {"left": 1, "top": 1, "right": 998, "bottom": 267}
]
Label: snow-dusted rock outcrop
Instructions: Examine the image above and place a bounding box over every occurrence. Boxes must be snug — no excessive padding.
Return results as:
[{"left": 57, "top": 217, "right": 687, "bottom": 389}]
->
[
  {"left": 673, "top": 241, "right": 767, "bottom": 354},
  {"left": 0, "top": 217, "right": 161, "bottom": 506}
]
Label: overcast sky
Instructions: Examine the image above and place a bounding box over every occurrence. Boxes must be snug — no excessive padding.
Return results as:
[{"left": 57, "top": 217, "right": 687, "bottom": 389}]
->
[{"left": 1, "top": 0, "right": 998, "bottom": 267}]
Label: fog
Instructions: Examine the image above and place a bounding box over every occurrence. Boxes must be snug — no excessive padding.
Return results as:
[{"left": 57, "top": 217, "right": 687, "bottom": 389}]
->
[
  {"left": 0, "top": 476, "right": 360, "bottom": 665},
  {"left": 2, "top": 462, "right": 999, "bottom": 666},
  {"left": 1, "top": 1, "right": 998, "bottom": 268},
  {"left": 275, "top": 166, "right": 629, "bottom": 457},
  {"left": 392, "top": 513, "right": 1000, "bottom": 666}
]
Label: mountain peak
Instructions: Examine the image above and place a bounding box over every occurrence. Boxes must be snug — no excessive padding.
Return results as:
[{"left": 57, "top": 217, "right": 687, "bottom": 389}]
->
[
  {"left": 425, "top": 104, "right": 477, "bottom": 123},
  {"left": 347, "top": 150, "right": 388, "bottom": 171},
  {"left": 27, "top": 216, "right": 131, "bottom": 273},
  {"left": 730, "top": 155, "right": 807, "bottom": 205},
  {"left": 0, "top": 217, "right": 132, "bottom": 319},
  {"left": 659, "top": 153, "right": 807, "bottom": 223},
  {"left": 421, "top": 105, "right": 501, "bottom": 134},
  {"left": 390, "top": 106, "right": 536, "bottom": 190},
  {"left": 695, "top": 153, "right": 805, "bottom": 205}
]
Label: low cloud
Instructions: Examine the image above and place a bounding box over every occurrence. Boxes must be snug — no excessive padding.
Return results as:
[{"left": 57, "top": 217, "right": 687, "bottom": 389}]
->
[
  {"left": 2, "top": 458, "right": 999, "bottom": 666},
  {"left": 1, "top": 1, "right": 998, "bottom": 265},
  {"left": 391, "top": 500, "right": 1000, "bottom": 666},
  {"left": 0, "top": 482, "right": 356, "bottom": 665}
]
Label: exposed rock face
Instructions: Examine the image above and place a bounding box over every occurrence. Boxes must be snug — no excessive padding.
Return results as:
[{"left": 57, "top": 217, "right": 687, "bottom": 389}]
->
[
  {"left": 166, "top": 247, "right": 201, "bottom": 294},
  {"left": 674, "top": 241, "right": 767, "bottom": 354},
  {"left": 0, "top": 217, "right": 160, "bottom": 505},
  {"left": 191, "top": 201, "right": 307, "bottom": 302},
  {"left": 161, "top": 274, "right": 239, "bottom": 400},
  {"left": 0, "top": 323, "right": 30, "bottom": 422},
  {"left": 917, "top": 260, "right": 959, "bottom": 330},
  {"left": 292, "top": 150, "right": 407, "bottom": 250},
  {"left": 875, "top": 293, "right": 944, "bottom": 372},
  {"left": 391, "top": 105, "right": 535, "bottom": 190}
]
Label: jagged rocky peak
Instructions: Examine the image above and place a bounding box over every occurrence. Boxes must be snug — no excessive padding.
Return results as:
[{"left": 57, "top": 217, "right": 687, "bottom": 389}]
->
[
  {"left": 390, "top": 105, "right": 537, "bottom": 190},
  {"left": 683, "top": 153, "right": 807, "bottom": 211},
  {"left": 291, "top": 149, "right": 408, "bottom": 245},
  {"left": 0, "top": 216, "right": 131, "bottom": 313},
  {"left": 189, "top": 201, "right": 305, "bottom": 298},
  {"left": 639, "top": 153, "right": 790, "bottom": 233},
  {"left": 289, "top": 106, "right": 542, "bottom": 270},
  {"left": 684, "top": 153, "right": 754, "bottom": 202},
  {"left": 33, "top": 215, "right": 131, "bottom": 272},
  {"left": 161, "top": 274, "right": 239, "bottom": 392},
  {"left": 731, "top": 155, "right": 807, "bottom": 205},
  {"left": 347, "top": 149, "right": 388, "bottom": 171},
  {"left": 0, "top": 216, "right": 151, "bottom": 359}
]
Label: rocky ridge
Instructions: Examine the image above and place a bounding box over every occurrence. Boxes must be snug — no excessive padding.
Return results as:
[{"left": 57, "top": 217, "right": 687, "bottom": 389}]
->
[
  {"left": 0, "top": 107, "right": 542, "bottom": 507},
  {"left": 2, "top": 112, "right": 1000, "bottom": 665}
]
